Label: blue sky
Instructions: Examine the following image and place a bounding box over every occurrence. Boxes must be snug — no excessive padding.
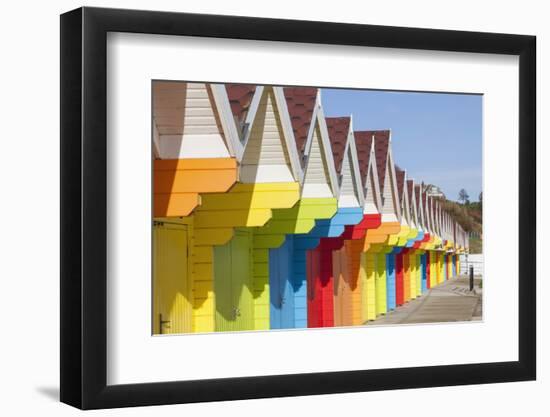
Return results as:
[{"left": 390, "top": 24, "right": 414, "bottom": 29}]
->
[{"left": 321, "top": 89, "right": 482, "bottom": 203}]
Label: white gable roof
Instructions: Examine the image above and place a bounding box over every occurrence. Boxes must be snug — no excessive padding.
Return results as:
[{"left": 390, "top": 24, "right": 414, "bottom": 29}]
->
[
  {"left": 238, "top": 86, "right": 302, "bottom": 183},
  {"left": 152, "top": 82, "right": 241, "bottom": 159},
  {"left": 300, "top": 96, "right": 339, "bottom": 198}
]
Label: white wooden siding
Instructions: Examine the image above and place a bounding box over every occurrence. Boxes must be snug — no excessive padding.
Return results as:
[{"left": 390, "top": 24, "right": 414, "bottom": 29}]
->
[
  {"left": 302, "top": 125, "right": 333, "bottom": 198},
  {"left": 240, "top": 88, "right": 294, "bottom": 183},
  {"left": 381, "top": 161, "right": 398, "bottom": 219},
  {"left": 363, "top": 166, "right": 379, "bottom": 214},
  {"left": 400, "top": 193, "right": 409, "bottom": 227},
  {"left": 410, "top": 192, "right": 418, "bottom": 229},
  {"left": 153, "top": 82, "right": 230, "bottom": 159},
  {"left": 338, "top": 148, "right": 359, "bottom": 207}
]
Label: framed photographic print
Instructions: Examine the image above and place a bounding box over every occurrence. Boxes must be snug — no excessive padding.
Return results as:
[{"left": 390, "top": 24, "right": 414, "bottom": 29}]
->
[{"left": 60, "top": 6, "right": 536, "bottom": 409}]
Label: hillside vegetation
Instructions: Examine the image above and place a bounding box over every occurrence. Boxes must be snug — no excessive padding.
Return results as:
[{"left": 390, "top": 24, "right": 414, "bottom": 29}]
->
[{"left": 440, "top": 199, "right": 482, "bottom": 254}]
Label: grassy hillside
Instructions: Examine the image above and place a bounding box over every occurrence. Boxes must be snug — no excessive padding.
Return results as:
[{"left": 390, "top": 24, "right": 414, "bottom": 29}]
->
[{"left": 440, "top": 199, "right": 482, "bottom": 254}]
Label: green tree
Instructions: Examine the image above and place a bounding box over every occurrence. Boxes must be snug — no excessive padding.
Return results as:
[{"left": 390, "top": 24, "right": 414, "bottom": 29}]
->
[{"left": 458, "top": 188, "right": 469, "bottom": 205}]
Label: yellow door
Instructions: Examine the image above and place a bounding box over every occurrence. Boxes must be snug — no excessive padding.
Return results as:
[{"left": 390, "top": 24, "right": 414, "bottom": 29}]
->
[
  {"left": 361, "top": 252, "right": 376, "bottom": 322},
  {"left": 415, "top": 255, "right": 422, "bottom": 297},
  {"left": 403, "top": 254, "right": 410, "bottom": 302},
  {"left": 153, "top": 223, "right": 191, "bottom": 334},
  {"left": 375, "top": 254, "right": 387, "bottom": 315}
]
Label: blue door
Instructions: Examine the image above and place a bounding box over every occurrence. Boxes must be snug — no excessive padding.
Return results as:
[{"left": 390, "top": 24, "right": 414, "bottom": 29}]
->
[
  {"left": 269, "top": 238, "right": 295, "bottom": 329},
  {"left": 386, "top": 254, "right": 396, "bottom": 310},
  {"left": 421, "top": 254, "right": 427, "bottom": 293}
]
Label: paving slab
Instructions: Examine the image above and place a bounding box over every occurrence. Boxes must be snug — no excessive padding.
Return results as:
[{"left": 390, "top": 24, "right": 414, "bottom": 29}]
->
[{"left": 365, "top": 275, "right": 483, "bottom": 326}]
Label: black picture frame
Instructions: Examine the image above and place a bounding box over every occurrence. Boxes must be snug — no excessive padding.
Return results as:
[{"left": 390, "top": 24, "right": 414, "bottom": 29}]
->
[{"left": 60, "top": 6, "right": 536, "bottom": 410}]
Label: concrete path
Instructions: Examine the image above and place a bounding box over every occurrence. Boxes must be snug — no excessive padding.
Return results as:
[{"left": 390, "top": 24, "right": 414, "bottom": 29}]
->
[{"left": 366, "top": 275, "right": 483, "bottom": 326}]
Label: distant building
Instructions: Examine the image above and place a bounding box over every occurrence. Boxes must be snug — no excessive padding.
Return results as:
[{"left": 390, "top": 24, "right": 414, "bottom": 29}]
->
[{"left": 424, "top": 184, "right": 446, "bottom": 199}]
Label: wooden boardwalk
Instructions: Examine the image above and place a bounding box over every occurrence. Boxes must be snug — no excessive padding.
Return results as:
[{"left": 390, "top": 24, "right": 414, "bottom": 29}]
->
[{"left": 366, "top": 276, "right": 482, "bottom": 325}]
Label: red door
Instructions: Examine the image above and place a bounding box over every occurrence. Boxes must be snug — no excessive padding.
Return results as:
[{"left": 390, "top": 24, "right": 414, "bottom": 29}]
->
[
  {"left": 307, "top": 243, "right": 335, "bottom": 328},
  {"left": 395, "top": 253, "right": 404, "bottom": 306},
  {"left": 426, "top": 252, "right": 431, "bottom": 289}
]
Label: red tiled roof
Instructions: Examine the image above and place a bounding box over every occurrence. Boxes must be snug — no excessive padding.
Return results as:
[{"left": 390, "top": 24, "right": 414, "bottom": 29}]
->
[
  {"left": 225, "top": 84, "right": 256, "bottom": 125},
  {"left": 354, "top": 131, "right": 374, "bottom": 189},
  {"left": 357, "top": 130, "right": 390, "bottom": 193},
  {"left": 325, "top": 117, "right": 350, "bottom": 174},
  {"left": 371, "top": 131, "right": 391, "bottom": 193},
  {"left": 395, "top": 168, "right": 406, "bottom": 203},
  {"left": 407, "top": 180, "right": 415, "bottom": 207},
  {"left": 284, "top": 87, "right": 318, "bottom": 163}
]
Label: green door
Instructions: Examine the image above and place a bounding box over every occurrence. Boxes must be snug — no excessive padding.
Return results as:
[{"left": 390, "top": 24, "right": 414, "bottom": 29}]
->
[{"left": 214, "top": 229, "right": 254, "bottom": 332}]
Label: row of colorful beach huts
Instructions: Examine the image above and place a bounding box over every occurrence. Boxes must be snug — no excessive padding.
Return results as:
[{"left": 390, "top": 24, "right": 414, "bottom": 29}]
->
[{"left": 152, "top": 82, "right": 469, "bottom": 334}]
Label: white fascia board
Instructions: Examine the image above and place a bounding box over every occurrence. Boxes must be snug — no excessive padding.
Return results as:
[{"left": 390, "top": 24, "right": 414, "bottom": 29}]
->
[
  {"left": 437, "top": 203, "right": 442, "bottom": 236},
  {"left": 401, "top": 172, "right": 411, "bottom": 226},
  {"left": 302, "top": 95, "right": 319, "bottom": 162},
  {"left": 315, "top": 102, "right": 340, "bottom": 198},
  {"left": 412, "top": 185, "right": 420, "bottom": 230},
  {"left": 210, "top": 83, "right": 244, "bottom": 160},
  {"left": 439, "top": 205, "right": 444, "bottom": 236},
  {"left": 335, "top": 128, "right": 351, "bottom": 201},
  {"left": 386, "top": 141, "right": 402, "bottom": 222},
  {"left": 368, "top": 139, "right": 383, "bottom": 213},
  {"left": 434, "top": 201, "right": 439, "bottom": 235},
  {"left": 434, "top": 201, "right": 439, "bottom": 236},
  {"left": 415, "top": 185, "right": 423, "bottom": 230},
  {"left": 424, "top": 197, "right": 430, "bottom": 233},
  {"left": 273, "top": 86, "right": 303, "bottom": 182},
  {"left": 418, "top": 188, "right": 426, "bottom": 231},
  {"left": 240, "top": 85, "right": 264, "bottom": 147},
  {"left": 152, "top": 119, "right": 161, "bottom": 159},
  {"left": 432, "top": 198, "right": 439, "bottom": 236},
  {"left": 427, "top": 198, "right": 434, "bottom": 234},
  {"left": 363, "top": 161, "right": 380, "bottom": 214},
  {"left": 347, "top": 120, "right": 365, "bottom": 207},
  {"left": 244, "top": 85, "right": 264, "bottom": 129},
  {"left": 409, "top": 181, "right": 419, "bottom": 230}
]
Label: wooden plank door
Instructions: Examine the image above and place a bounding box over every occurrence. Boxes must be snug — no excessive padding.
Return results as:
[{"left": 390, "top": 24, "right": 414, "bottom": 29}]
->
[
  {"left": 375, "top": 254, "right": 387, "bottom": 315},
  {"left": 269, "top": 243, "right": 282, "bottom": 328},
  {"left": 333, "top": 248, "right": 343, "bottom": 326},
  {"left": 346, "top": 242, "right": 363, "bottom": 326},
  {"left": 409, "top": 253, "right": 417, "bottom": 299},
  {"left": 386, "top": 254, "right": 396, "bottom": 310},
  {"left": 306, "top": 248, "right": 321, "bottom": 328},
  {"left": 231, "top": 230, "right": 254, "bottom": 330},
  {"left": 421, "top": 254, "right": 427, "bottom": 293},
  {"left": 395, "top": 253, "right": 404, "bottom": 306},
  {"left": 153, "top": 223, "right": 191, "bottom": 335},
  {"left": 307, "top": 246, "right": 334, "bottom": 328},
  {"left": 361, "top": 252, "right": 377, "bottom": 321},
  {"left": 425, "top": 252, "right": 431, "bottom": 289},
  {"left": 403, "top": 253, "right": 411, "bottom": 302},
  {"left": 416, "top": 255, "right": 422, "bottom": 297},
  {"left": 214, "top": 234, "right": 234, "bottom": 332},
  {"left": 214, "top": 230, "right": 253, "bottom": 332},
  {"left": 438, "top": 252, "right": 444, "bottom": 284},
  {"left": 269, "top": 238, "right": 295, "bottom": 329},
  {"left": 333, "top": 248, "right": 352, "bottom": 327},
  {"left": 431, "top": 251, "right": 438, "bottom": 287},
  {"left": 452, "top": 255, "right": 457, "bottom": 277}
]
